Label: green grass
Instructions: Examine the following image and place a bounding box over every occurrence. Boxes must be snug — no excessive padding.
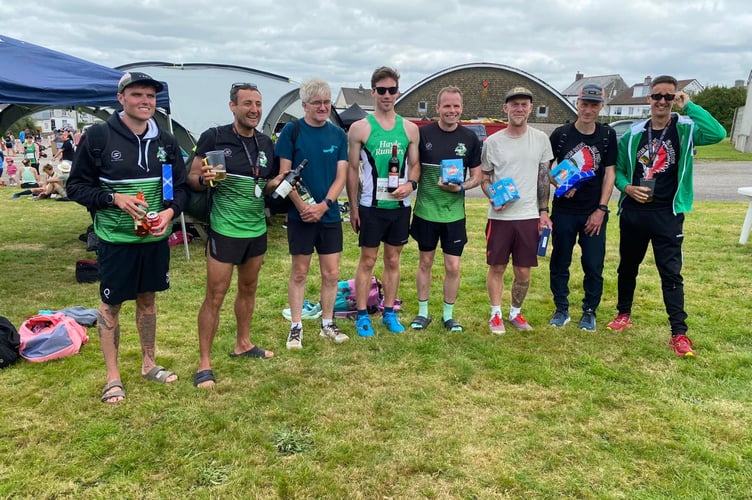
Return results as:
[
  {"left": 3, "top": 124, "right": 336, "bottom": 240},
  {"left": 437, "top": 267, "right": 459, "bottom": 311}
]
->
[
  {"left": 694, "top": 137, "right": 752, "bottom": 161},
  {"left": 1, "top": 189, "right": 751, "bottom": 498}
]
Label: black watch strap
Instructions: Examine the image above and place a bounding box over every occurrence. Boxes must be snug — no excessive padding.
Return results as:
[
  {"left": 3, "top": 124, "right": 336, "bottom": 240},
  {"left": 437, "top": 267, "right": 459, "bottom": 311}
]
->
[{"left": 597, "top": 204, "right": 610, "bottom": 213}]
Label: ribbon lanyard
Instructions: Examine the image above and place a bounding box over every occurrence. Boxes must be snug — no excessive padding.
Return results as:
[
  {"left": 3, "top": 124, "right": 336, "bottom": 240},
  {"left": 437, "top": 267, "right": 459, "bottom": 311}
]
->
[
  {"left": 234, "top": 127, "right": 262, "bottom": 197},
  {"left": 646, "top": 120, "right": 668, "bottom": 179}
]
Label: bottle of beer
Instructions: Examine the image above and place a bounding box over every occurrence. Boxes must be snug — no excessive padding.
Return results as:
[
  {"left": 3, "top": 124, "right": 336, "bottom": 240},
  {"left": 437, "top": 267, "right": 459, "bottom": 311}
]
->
[
  {"left": 387, "top": 145, "right": 400, "bottom": 193},
  {"left": 272, "top": 159, "right": 308, "bottom": 199},
  {"left": 134, "top": 192, "right": 150, "bottom": 236}
]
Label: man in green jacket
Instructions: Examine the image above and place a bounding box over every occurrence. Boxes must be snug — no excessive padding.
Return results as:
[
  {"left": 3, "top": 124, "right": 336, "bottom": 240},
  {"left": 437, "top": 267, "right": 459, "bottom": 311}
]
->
[{"left": 606, "top": 75, "right": 726, "bottom": 357}]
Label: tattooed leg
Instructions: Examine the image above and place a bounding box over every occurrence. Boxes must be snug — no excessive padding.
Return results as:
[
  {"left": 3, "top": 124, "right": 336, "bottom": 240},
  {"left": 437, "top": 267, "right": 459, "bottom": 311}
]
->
[
  {"left": 136, "top": 293, "right": 176, "bottom": 382},
  {"left": 98, "top": 302, "right": 124, "bottom": 401},
  {"left": 511, "top": 280, "right": 530, "bottom": 309}
]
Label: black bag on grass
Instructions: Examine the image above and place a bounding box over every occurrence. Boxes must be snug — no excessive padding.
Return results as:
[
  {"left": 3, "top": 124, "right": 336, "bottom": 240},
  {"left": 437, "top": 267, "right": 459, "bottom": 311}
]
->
[
  {"left": 76, "top": 259, "right": 99, "bottom": 283},
  {"left": 0, "top": 316, "right": 21, "bottom": 369}
]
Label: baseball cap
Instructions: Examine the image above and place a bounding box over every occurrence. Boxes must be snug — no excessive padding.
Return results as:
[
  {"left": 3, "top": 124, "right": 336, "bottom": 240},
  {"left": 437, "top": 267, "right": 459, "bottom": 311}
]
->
[
  {"left": 504, "top": 86, "right": 534, "bottom": 103},
  {"left": 117, "top": 71, "right": 164, "bottom": 94},
  {"left": 579, "top": 84, "right": 604, "bottom": 102}
]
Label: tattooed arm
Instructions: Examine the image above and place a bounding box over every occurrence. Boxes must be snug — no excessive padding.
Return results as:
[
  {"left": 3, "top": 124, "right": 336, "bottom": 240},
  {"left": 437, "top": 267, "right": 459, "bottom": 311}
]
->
[{"left": 537, "top": 161, "right": 552, "bottom": 229}]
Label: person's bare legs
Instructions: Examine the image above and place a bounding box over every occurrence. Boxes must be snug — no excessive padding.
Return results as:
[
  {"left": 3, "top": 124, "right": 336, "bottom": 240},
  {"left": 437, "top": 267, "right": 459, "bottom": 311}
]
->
[
  {"left": 196, "top": 255, "right": 234, "bottom": 386},
  {"left": 98, "top": 302, "right": 123, "bottom": 403},
  {"left": 381, "top": 243, "right": 404, "bottom": 308},
  {"left": 318, "top": 252, "right": 341, "bottom": 320},
  {"left": 288, "top": 253, "right": 313, "bottom": 323},
  {"left": 233, "top": 254, "right": 273, "bottom": 357},
  {"left": 136, "top": 291, "right": 176, "bottom": 382}
]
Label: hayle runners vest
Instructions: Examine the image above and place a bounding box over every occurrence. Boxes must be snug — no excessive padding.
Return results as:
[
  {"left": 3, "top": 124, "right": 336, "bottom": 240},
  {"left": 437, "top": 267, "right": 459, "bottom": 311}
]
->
[{"left": 360, "top": 114, "right": 409, "bottom": 209}]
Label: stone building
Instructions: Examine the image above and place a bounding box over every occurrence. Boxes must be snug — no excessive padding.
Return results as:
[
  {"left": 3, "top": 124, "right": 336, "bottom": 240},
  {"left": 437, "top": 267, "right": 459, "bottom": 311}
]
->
[{"left": 394, "top": 62, "right": 576, "bottom": 133}]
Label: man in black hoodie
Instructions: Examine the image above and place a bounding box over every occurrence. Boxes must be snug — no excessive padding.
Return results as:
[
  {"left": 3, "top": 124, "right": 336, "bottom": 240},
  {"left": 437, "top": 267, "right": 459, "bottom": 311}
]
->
[{"left": 67, "top": 72, "right": 188, "bottom": 404}]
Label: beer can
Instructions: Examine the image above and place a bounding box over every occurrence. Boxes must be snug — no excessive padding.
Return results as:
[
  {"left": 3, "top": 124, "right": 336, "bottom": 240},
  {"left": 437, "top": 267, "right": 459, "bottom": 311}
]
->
[{"left": 146, "top": 211, "right": 161, "bottom": 231}]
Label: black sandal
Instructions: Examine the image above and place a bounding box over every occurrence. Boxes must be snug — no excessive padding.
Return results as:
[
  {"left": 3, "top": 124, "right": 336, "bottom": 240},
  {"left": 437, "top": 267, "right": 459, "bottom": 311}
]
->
[
  {"left": 410, "top": 315, "right": 432, "bottom": 330},
  {"left": 443, "top": 318, "right": 464, "bottom": 332}
]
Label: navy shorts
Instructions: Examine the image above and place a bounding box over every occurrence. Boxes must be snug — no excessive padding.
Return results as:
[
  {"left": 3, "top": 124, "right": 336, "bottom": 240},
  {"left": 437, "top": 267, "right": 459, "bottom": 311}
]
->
[{"left": 98, "top": 240, "right": 170, "bottom": 305}]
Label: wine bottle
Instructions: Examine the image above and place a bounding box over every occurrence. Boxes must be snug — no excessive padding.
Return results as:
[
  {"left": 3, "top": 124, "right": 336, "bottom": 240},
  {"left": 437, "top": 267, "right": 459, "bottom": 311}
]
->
[
  {"left": 297, "top": 183, "right": 316, "bottom": 205},
  {"left": 387, "top": 145, "right": 399, "bottom": 193},
  {"left": 272, "top": 159, "right": 308, "bottom": 199}
]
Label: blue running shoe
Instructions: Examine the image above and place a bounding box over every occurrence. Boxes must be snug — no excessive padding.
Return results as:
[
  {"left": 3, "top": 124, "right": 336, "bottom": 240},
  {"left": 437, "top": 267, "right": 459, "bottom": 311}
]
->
[
  {"left": 356, "top": 315, "right": 375, "bottom": 337},
  {"left": 578, "top": 309, "right": 596, "bottom": 331},
  {"left": 549, "top": 310, "right": 570, "bottom": 328},
  {"left": 382, "top": 312, "right": 405, "bottom": 333}
]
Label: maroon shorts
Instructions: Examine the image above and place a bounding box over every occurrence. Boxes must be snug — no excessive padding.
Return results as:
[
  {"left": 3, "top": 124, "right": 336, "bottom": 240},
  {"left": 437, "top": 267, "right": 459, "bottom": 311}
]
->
[{"left": 485, "top": 218, "right": 540, "bottom": 267}]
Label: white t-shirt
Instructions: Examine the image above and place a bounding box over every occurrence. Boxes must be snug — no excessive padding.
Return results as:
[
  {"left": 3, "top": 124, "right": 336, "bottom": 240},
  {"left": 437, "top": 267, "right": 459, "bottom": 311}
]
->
[{"left": 481, "top": 127, "right": 553, "bottom": 221}]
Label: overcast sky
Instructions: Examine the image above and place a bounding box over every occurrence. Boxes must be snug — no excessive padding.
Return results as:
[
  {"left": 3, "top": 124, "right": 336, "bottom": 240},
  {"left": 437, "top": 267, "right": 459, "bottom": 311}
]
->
[{"left": 6, "top": 0, "right": 752, "bottom": 95}]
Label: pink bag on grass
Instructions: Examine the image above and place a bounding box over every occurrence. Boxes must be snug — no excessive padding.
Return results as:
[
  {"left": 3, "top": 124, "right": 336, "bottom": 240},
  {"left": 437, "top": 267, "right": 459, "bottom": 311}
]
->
[{"left": 18, "top": 313, "right": 89, "bottom": 362}]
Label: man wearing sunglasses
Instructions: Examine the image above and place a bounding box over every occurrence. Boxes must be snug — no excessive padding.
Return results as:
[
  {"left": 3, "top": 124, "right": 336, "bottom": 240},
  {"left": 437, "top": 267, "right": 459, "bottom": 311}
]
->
[
  {"left": 275, "top": 78, "right": 349, "bottom": 350},
  {"left": 346, "top": 66, "right": 420, "bottom": 337},
  {"left": 608, "top": 75, "right": 726, "bottom": 357},
  {"left": 188, "top": 82, "right": 277, "bottom": 388}
]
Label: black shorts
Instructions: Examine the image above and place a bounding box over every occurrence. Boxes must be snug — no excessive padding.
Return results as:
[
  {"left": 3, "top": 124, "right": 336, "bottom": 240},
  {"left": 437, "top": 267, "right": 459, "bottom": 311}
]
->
[
  {"left": 485, "top": 218, "right": 540, "bottom": 267},
  {"left": 287, "top": 219, "right": 343, "bottom": 256},
  {"left": 358, "top": 205, "right": 411, "bottom": 248},
  {"left": 208, "top": 230, "right": 267, "bottom": 265},
  {"left": 410, "top": 215, "right": 467, "bottom": 256},
  {"left": 98, "top": 240, "right": 170, "bottom": 305}
]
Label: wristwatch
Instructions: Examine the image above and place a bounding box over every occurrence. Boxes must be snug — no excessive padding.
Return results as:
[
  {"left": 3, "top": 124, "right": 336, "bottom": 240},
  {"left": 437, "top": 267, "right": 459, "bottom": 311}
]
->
[
  {"left": 106, "top": 192, "right": 115, "bottom": 207},
  {"left": 597, "top": 204, "right": 610, "bottom": 213},
  {"left": 324, "top": 198, "right": 334, "bottom": 208},
  {"left": 408, "top": 180, "right": 418, "bottom": 190},
  {"left": 538, "top": 207, "right": 549, "bottom": 214}
]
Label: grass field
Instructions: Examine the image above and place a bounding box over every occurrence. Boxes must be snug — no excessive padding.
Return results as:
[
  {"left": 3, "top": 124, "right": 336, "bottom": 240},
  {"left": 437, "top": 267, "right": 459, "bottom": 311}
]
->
[
  {"left": 695, "top": 137, "right": 752, "bottom": 161},
  {"left": 1, "top": 190, "right": 751, "bottom": 498}
]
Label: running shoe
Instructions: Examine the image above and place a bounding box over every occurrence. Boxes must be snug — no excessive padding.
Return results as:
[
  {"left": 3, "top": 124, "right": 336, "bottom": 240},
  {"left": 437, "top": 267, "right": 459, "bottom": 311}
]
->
[
  {"left": 320, "top": 322, "right": 349, "bottom": 344},
  {"left": 356, "top": 315, "right": 375, "bottom": 337},
  {"left": 381, "top": 312, "right": 405, "bottom": 333},
  {"left": 606, "top": 313, "right": 633, "bottom": 333},
  {"left": 286, "top": 325, "right": 302, "bottom": 350},
  {"left": 549, "top": 310, "right": 570, "bottom": 328},
  {"left": 578, "top": 309, "right": 596, "bottom": 332},
  {"left": 489, "top": 312, "right": 505, "bottom": 335},
  {"left": 669, "top": 334, "right": 695, "bottom": 357},
  {"left": 509, "top": 314, "right": 533, "bottom": 331}
]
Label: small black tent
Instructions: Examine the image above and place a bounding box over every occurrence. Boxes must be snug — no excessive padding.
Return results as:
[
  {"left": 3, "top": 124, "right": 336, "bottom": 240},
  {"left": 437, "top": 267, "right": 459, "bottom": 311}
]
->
[{"left": 338, "top": 103, "right": 368, "bottom": 128}]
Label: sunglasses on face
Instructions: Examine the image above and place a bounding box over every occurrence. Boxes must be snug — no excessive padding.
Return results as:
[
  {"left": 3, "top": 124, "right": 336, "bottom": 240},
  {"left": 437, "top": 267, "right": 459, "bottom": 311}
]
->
[
  {"left": 374, "top": 86, "right": 398, "bottom": 95},
  {"left": 232, "top": 82, "right": 258, "bottom": 90},
  {"left": 650, "top": 93, "right": 675, "bottom": 102}
]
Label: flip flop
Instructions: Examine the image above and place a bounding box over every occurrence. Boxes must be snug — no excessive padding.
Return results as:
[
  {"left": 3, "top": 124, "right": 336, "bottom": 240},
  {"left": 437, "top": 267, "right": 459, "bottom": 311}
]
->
[
  {"left": 410, "top": 315, "right": 432, "bottom": 330},
  {"left": 143, "top": 365, "right": 178, "bottom": 383},
  {"left": 193, "top": 369, "right": 215, "bottom": 388},
  {"left": 229, "top": 345, "right": 273, "bottom": 359},
  {"left": 101, "top": 380, "right": 126, "bottom": 403},
  {"left": 443, "top": 318, "right": 464, "bottom": 332}
]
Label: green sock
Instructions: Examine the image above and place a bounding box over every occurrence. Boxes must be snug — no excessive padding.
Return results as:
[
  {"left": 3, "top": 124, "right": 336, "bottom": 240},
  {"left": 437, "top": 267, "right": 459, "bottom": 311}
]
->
[
  {"left": 443, "top": 302, "right": 454, "bottom": 322},
  {"left": 418, "top": 300, "right": 429, "bottom": 318}
]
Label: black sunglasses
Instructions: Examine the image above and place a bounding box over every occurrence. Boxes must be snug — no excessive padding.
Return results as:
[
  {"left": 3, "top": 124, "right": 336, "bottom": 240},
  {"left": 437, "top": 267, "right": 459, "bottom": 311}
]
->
[
  {"left": 232, "top": 82, "right": 258, "bottom": 90},
  {"left": 650, "top": 93, "right": 675, "bottom": 102},
  {"left": 374, "top": 86, "right": 398, "bottom": 95}
]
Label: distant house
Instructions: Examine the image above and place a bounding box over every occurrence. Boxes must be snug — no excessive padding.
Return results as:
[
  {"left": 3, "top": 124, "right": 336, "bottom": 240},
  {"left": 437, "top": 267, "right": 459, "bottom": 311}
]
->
[
  {"left": 334, "top": 84, "right": 374, "bottom": 112},
  {"left": 560, "top": 72, "right": 629, "bottom": 116},
  {"left": 606, "top": 76, "right": 704, "bottom": 119}
]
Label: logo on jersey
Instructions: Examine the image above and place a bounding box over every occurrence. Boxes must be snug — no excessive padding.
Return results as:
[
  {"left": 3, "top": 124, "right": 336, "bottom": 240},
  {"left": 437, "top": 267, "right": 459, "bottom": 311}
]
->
[
  {"left": 110, "top": 150, "right": 123, "bottom": 162},
  {"left": 565, "top": 144, "right": 600, "bottom": 172},
  {"left": 637, "top": 139, "right": 676, "bottom": 178},
  {"left": 157, "top": 146, "right": 167, "bottom": 162},
  {"left": 454, "top": 143, "right": 467, "bottom": 156},
  {"left": 258, "top": 151, "right": 268, "bottom": 168}
]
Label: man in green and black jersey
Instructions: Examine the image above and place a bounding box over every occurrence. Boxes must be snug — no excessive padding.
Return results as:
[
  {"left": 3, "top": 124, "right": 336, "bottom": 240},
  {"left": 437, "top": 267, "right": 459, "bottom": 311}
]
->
[
  {"left": 67, "top": 72, "right": 188, "bottom": 403},
  {"left": 409, "top": 86, "right": 482, "bottom": 333},
  {"left": 187, "top": 83, "right": 277, "bottom": 388}
]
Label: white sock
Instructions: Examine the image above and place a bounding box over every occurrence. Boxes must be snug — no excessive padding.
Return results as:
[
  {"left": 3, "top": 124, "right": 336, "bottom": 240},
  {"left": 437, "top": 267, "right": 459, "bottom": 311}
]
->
[
  {"left": 321, "top": 318, "right": 333, "bottom": 327},
  {"left": 491, "top": 305, "right": 501, "bottom": 317},
  {"left": 291, "top": 321, "right": 302, "bottom": 330},
  {"left": 510, "top": 306, "right": 521, "bottom": 318}
]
